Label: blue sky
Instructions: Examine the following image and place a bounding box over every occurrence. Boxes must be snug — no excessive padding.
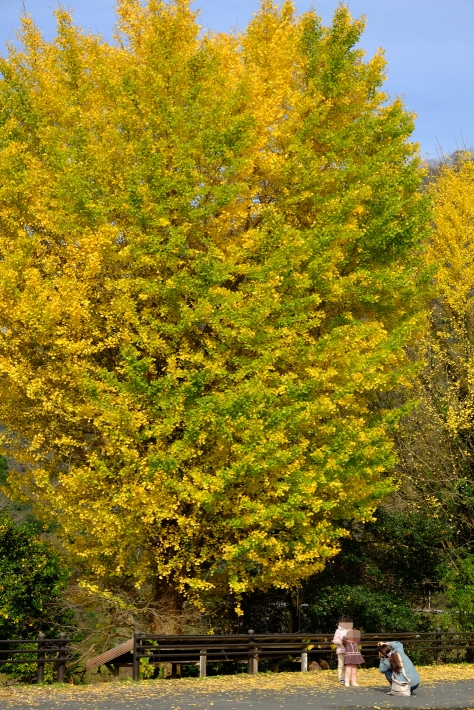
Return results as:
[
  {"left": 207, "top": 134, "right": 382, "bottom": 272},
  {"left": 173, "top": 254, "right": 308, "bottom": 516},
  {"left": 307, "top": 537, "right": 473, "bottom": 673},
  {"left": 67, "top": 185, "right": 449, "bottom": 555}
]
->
[{"left": 0, "top": 0, "right": 472, "bottom": 159}]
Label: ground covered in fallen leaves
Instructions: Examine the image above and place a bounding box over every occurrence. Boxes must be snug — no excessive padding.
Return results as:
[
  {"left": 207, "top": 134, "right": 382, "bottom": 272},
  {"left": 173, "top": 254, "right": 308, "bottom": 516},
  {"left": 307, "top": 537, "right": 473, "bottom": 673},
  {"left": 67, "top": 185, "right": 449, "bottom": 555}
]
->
[{"left": 2, "top": 664, "right": 474, "bottom": 707}]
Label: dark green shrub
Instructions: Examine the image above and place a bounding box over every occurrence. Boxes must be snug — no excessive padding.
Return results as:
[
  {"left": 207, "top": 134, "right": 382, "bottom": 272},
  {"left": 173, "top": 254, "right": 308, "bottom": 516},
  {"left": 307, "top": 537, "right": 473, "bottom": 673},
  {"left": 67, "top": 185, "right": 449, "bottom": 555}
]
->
[{"left": 0, "top": 513, "right": 71, "bottom": 639}]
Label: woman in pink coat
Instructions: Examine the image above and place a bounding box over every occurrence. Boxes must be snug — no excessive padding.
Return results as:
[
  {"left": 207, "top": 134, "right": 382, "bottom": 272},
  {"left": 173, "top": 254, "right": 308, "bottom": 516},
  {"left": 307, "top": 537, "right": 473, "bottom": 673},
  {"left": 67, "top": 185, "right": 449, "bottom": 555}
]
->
[{"left": 332, "top": 616, "right": 353, "bottom": 684}]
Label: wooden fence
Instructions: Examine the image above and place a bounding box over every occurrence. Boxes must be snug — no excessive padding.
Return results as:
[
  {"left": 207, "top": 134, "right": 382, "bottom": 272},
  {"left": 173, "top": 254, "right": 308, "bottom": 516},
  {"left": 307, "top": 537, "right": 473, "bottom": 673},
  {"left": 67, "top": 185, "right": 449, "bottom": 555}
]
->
[
  {"left": 131, "top": 628, "right": 474, "bottom": 680},
  {"left": 3, "top": 628, "right": 474, "bottom": 683},
  {"left": 0, "top": 633, "right": 73, "bottom": 682}
]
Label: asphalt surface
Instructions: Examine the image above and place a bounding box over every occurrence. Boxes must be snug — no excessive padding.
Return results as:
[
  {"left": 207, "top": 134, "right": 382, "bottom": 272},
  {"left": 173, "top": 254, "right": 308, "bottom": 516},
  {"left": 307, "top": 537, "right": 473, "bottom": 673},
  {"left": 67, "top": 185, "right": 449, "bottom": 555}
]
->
[{"left": 4, "top": 680, "right": 474, "bottom": 710}]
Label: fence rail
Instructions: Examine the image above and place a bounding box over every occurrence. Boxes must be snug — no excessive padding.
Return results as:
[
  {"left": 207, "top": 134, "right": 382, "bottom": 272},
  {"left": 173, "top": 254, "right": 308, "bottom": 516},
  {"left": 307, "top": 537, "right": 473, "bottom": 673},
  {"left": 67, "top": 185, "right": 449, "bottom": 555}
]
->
[
  {"left": 0, "top": 633, "right": 73, "bottom": 682},
  {"left": 3, "top": 629, "right": 474, "bottom": 683},
  {"left": 131, "top": 628, "right": 474, "bottom": 681}
]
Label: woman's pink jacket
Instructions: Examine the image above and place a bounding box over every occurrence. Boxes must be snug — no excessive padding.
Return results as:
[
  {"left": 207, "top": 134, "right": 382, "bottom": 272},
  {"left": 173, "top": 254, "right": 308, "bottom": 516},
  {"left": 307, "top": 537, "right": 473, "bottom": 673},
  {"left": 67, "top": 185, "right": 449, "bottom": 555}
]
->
[{"left": 332, "top": 626, "right": 347, "bottom": 654}]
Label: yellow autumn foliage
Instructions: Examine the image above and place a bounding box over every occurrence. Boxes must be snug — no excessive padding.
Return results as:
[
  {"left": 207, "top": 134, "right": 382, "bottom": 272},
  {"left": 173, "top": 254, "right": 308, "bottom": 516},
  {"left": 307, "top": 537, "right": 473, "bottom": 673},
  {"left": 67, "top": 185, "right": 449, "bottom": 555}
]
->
[
  {"left": 427, "top": 155, "right": 474, "bottom": 437},
  {"left": 389, "top": 155, "right": 474, "bottom": 584},
  {"left": 0, "top": 0, "right": 430, "bottom": 611}
]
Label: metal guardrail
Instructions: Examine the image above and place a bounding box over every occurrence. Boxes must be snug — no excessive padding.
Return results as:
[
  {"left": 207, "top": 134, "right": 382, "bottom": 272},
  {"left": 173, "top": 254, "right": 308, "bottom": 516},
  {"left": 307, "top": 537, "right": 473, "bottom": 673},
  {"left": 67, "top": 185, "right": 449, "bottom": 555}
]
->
[
  {"left": 131, "top": 628, "right": 474, "bottom": 680},
  {"left": 0, "top": 633, "right": 73, "bottom": 682}
]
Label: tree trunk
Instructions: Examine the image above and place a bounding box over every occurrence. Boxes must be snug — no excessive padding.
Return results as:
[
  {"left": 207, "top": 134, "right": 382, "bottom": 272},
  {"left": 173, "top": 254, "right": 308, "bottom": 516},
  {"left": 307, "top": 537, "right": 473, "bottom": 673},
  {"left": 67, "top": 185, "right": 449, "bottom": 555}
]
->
[
  {"left": 288, "top": 591, "right": 299, "bottom": 633},
  {"left": 152, "top": 580, "right": 183, "bottom": 634}
]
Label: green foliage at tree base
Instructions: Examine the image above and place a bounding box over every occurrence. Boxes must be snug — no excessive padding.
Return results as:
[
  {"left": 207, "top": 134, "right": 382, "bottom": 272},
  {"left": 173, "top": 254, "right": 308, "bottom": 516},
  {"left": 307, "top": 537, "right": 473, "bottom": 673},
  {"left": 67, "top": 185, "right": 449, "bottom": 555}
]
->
[
  {"left": 444, "top": 554, "right": 474, "bottom": 631},
  {"left": 305, "top": 584, "right": 418, "bottom": 633},
  {"left": 0, "top": 513, "right": 71, "bottom": 639}
]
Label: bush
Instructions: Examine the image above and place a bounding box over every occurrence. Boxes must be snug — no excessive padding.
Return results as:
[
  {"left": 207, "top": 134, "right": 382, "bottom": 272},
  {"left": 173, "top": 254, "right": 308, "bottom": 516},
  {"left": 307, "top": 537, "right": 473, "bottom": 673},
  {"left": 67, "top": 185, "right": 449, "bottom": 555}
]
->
[
  {"left": 0, "top": 513, "right": 71, "bottom": 639},
  {"left": 303, "top": 584, "right": 419, "bottom": 634}
]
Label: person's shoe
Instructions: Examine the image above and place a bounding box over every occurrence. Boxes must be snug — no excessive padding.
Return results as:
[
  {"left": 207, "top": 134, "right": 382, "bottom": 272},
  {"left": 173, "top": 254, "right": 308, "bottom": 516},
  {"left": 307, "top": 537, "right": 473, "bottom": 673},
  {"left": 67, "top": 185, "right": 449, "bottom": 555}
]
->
[
  {"left": 411, "top": 692, "right": 416, "bottom": 696},
  {"left": 386, "top": 692, "right": 392, "bottom": 695},
  {"left": 352, "top": 683, "right": 359, "bottom": 687},
  {"left": 345, "top": 683, "right": 350, "bottom": 687},
  {"left": 339, "top": 680, "right": 345, "bottom": 685}
]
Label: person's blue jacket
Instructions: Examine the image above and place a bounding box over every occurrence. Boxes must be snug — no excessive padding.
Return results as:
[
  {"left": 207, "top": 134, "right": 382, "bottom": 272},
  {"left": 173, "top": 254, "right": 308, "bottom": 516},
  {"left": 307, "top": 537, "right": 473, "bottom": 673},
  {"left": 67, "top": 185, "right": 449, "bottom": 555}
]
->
[{"left": 379, "top": 641, "right": 420, "bottom": 687}]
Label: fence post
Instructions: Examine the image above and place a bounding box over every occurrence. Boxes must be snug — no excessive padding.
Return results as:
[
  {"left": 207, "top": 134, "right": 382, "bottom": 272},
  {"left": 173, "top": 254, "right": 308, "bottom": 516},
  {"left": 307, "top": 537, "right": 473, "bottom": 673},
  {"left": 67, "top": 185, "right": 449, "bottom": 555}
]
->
[
  {"left": 248, "top": 629, "right": 258, "bottom": 675},
  {"left": 301, "top": 651, "right": 308, "bottom": 672},
  {"left": 37, "top": 633, "right": 46, "bottom": 683},
  {"left": 57, "top": 632, "right": 67, "bottom": 683},
  {"left": 436, "top": 627, "right": 442, "bottom": 666},
  {"left": 200, "top": 649, "right": 207, "bottom": 678},
  {"left": 133, "top": 630, "right": 141, "bottom": 681}
]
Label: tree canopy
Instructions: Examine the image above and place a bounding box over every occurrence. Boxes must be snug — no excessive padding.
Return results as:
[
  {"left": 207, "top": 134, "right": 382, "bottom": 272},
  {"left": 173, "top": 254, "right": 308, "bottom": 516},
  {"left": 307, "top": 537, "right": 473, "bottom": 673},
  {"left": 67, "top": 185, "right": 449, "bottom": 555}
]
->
[{"left": 0, "top": 0, "right": 430, "bottom": 619}]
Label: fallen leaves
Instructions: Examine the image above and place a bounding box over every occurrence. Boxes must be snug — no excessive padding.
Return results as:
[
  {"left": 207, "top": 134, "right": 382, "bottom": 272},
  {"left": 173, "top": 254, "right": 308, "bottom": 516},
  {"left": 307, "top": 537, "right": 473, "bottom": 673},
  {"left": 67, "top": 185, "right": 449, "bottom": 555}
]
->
[{"left": 2, "top": 663, "right": 474, "bottom": 706}]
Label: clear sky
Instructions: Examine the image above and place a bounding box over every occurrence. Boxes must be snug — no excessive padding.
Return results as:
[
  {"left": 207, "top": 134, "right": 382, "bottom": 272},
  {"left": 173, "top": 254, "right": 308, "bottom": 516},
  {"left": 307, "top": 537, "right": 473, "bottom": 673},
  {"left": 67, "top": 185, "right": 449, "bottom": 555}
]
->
[{"left": 0, "top": 0, "right": 472, "bottom": 159}]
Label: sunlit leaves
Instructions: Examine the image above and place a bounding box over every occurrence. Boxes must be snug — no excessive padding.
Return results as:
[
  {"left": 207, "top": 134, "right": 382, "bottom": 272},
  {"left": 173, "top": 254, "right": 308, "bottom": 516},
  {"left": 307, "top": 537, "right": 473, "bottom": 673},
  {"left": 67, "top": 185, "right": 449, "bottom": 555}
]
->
[{"left": 0, "top": 0, "right": 429, "bottom": 609}]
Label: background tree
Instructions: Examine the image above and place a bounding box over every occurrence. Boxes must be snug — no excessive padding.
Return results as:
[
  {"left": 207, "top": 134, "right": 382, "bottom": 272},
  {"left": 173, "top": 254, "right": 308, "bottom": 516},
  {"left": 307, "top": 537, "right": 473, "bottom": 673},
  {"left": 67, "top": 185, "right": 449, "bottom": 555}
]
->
[
  {"left": 389, "top": 152, "right": 474, "bottom": 625},
  {"left": 0, "top": 0, "right": 430, "bottom": 625}
]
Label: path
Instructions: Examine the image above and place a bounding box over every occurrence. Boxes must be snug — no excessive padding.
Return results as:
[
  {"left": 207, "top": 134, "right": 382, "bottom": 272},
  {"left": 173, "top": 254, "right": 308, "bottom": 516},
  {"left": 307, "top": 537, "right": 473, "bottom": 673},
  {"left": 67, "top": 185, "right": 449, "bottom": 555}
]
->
[{"left": 2, "top": 667, "right": 474, "bottom": 710}]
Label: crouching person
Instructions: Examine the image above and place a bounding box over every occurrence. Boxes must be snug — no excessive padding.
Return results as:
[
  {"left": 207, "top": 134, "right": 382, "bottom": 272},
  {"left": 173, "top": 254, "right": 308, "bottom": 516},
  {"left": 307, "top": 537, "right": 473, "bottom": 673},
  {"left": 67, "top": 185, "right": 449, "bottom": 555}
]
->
[{"left": 378, "top": 641, "right": 420, "bottom": 696}]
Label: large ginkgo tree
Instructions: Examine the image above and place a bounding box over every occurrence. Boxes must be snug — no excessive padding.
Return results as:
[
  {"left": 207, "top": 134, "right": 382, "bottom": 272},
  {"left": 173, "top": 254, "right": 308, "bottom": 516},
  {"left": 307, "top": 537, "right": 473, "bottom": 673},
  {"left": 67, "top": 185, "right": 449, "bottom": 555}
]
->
[{"left": 0, "top": 0, "right": 430, "bottom": 626}]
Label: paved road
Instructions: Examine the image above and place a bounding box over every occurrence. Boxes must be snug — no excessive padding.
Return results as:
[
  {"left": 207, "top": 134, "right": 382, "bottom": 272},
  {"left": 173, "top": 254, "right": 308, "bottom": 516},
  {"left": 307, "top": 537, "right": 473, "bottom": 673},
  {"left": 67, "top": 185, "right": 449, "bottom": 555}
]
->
[{"left": 4, "top": 680, "right": 474, "bottom": 710}]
